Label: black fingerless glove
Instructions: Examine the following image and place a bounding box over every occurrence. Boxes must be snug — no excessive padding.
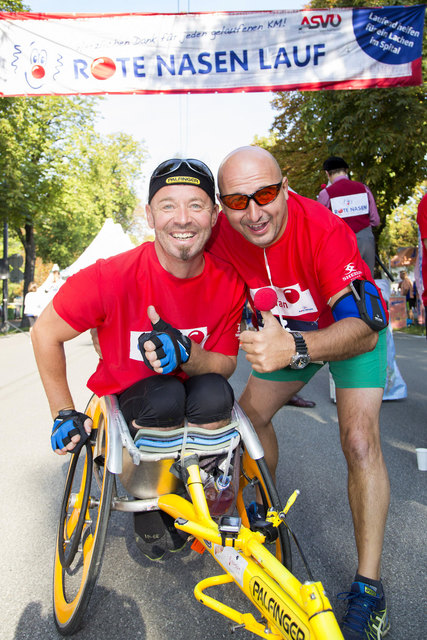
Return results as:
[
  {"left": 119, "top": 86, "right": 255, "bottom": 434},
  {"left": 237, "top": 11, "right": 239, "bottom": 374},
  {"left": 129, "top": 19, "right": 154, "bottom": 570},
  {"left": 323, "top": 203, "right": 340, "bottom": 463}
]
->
[
  {"left": 138, "top": 316, "right": 192, "bottom": 374},
  {"left": 51, "top": 409, "right": 90, "bottom": 453}
]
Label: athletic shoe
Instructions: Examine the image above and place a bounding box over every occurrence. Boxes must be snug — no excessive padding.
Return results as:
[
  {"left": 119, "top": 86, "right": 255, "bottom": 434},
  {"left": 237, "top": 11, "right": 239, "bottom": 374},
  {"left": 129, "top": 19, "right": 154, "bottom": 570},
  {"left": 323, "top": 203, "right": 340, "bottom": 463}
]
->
[
  {"left": 159, "top": 511, "right": 189, "bottom": 553},
  {"left": 134, "top": 511, "right": 188, "bottom": 561},
  {"left": 134, "top": 533, "right": 166, "bottom": 561},
  {"left": 134, "top": 511, "right": 167, "bottom": 561},
  {"left": 338, "top": 581, "right": 390, "bottom": 639}
]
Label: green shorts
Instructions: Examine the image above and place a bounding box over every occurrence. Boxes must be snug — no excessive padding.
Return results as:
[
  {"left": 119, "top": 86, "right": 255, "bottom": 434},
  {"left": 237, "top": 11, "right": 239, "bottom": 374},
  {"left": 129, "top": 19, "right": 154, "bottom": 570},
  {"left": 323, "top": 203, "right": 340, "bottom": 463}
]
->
[{"left": 252, "top": 328, "right": 387, "bottom": 389}]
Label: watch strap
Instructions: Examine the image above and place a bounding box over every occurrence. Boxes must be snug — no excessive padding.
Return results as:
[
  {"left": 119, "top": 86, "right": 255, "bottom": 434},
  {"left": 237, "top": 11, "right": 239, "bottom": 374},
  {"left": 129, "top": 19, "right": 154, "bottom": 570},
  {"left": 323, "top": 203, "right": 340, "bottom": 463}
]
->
[{"left": 291, "top": 331, "right": 308, "bottom": 356}]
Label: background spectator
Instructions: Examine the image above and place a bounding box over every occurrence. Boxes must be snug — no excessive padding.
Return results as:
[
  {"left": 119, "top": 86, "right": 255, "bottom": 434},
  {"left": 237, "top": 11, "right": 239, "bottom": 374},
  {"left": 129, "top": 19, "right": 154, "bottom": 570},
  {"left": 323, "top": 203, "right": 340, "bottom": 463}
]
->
[
  {"left": 318, "top": 156, "right": 380, "bottom": 276},
  {"left": 398, "top": 269, "right": 415, "bottom": 323},
  {"left": 23, "top": 281, "right": 42, "bottom": 328}
]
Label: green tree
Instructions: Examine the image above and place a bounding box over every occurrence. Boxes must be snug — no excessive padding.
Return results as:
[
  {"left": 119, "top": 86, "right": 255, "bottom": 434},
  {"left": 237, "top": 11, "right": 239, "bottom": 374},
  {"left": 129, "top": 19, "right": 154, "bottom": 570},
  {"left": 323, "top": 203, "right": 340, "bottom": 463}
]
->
[
  {"left": 0, "top": 96, "right": 101, "bottom": 291},
  {"left": 379, "top": 182, "right": 427, "bottom": 259},
  {"left": 0, "top": 95, "right": 147, "bottom": 295},
  {"left": 35, "top": 131, "right": 147, "bottom": 267},
  {"left": 260, "top": 0, "right": 426, "bottom": 247},
  {"left": 0, "top": 0, "right": 28, "bottom": 10},
  {"left": 0, "top": 1, "right": 147, "bottom": 302}
]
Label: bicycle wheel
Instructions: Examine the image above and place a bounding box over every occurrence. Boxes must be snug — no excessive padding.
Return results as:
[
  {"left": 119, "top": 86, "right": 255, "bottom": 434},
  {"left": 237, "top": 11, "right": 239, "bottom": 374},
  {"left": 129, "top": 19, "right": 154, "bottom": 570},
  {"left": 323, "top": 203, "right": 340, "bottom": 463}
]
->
[
  {"left": 53, "top": 423, "right": 114, "bottom": 635},
  {"left": 237, "top": 447, "right": 292, "bottom": 571}
]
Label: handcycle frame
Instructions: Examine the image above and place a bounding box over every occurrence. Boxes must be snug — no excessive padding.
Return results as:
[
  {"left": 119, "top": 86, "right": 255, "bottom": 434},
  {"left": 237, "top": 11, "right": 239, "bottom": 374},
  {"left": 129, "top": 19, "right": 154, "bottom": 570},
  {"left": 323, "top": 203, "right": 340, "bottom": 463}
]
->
[{"left": 53, "top": 393, "right": 343, "bottom": 639}]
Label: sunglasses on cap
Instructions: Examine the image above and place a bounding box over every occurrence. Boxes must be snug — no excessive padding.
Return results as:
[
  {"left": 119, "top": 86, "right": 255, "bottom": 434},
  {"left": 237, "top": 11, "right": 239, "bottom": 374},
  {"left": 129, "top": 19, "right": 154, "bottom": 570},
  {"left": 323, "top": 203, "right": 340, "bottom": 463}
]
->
[
  {"left": 219, "top": 182, "right": 282, "bottom": 211},
  {"left": 151, "top": 158, "right": 214, "bottom": 182}
]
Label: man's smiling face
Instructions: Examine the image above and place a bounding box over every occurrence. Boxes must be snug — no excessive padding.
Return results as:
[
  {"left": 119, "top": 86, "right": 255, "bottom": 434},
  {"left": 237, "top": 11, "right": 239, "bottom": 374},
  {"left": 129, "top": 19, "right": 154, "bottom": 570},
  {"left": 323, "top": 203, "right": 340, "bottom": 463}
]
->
[
  {"left": 147, "top": 184, "right": 218, "bottom": 266},
  {"left": 218, "top": 147, "right": 289, "bottom": 248}
]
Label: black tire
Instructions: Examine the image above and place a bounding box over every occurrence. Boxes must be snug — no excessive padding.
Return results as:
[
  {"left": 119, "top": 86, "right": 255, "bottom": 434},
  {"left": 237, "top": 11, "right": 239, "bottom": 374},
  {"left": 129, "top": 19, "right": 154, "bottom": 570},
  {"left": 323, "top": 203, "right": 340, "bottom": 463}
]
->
[
  {"left": 57, "top": 441, "right": 93, "bottom": 569},
  {"left": 53, "top": 428, "right": 114, "bottom": 635},
  {"left": 237, "top": 448, "right": 292, "bottom": 571}
]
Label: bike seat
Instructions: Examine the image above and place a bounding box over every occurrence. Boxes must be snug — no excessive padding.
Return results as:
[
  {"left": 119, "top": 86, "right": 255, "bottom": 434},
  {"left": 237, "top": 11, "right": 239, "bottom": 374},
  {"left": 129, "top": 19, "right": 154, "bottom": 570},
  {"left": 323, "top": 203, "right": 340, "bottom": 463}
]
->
[{"left": 133, "top": 422, "right": 240, "bottom": 455}]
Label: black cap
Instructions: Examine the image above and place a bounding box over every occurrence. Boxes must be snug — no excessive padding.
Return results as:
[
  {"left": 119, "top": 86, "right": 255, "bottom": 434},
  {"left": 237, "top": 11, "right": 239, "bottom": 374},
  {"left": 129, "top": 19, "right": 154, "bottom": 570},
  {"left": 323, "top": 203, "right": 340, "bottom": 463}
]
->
[
  {"left": 323, "top": 156, "right": 349, "bottom": 172},
  {"left": 148, "top": 159, "right": 215, "bottom": 204}
]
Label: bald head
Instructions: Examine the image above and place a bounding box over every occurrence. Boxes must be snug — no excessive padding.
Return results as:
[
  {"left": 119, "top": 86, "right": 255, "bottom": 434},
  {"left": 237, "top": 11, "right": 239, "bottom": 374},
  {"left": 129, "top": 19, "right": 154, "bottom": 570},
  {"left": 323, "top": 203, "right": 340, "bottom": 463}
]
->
[
  {"left": 218, "top": 146, "right": 282, "bottom": 193},
  {"left": 217, "top": 145, "right": 288, "bottom": 248}
]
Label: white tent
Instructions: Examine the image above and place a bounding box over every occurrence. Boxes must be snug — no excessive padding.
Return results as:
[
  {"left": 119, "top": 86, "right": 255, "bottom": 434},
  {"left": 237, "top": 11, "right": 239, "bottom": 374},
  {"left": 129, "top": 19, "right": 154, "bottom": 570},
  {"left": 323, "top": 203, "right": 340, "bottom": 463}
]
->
[
  {"left": 60, "top": 218, "right": 135, "bottom": 279},
  {"left": 35, "top": 219, "right": 135, "bottom": 314}
]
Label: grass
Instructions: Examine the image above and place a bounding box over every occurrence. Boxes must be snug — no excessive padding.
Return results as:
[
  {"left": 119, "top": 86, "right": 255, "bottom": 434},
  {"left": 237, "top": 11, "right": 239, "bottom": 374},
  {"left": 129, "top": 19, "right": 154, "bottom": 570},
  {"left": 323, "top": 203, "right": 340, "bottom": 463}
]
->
[{"left": 395, "top": 322, "right": 426, "bottom": 337}]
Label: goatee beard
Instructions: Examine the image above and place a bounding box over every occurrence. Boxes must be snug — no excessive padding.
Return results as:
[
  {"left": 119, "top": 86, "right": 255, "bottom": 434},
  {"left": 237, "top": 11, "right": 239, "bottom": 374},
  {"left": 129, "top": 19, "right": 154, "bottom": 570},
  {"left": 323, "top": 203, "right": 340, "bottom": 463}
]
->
[{"left": 178, "top": 247, "right": 191, "bottom": 261}]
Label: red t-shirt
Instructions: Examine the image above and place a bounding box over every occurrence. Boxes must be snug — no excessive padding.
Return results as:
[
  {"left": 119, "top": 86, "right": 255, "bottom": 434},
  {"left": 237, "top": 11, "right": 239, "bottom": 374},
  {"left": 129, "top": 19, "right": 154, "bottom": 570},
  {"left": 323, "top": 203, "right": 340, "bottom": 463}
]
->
[
  {"left": 417, "top": 193, "right": 427, "bottom": 307},
  {"left": 208, "top": 191, "right": 380, "bottom": 331},
  {"left": 53, "top": 243, "right": 245, "bottom": 396}
]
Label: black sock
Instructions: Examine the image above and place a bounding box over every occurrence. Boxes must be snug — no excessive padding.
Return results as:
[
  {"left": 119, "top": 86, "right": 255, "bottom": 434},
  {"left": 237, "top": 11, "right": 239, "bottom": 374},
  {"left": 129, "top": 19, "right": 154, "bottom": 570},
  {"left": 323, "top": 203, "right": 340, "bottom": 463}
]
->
[{"left": 354, "top": 573, "right": 383, "bottom": 594}]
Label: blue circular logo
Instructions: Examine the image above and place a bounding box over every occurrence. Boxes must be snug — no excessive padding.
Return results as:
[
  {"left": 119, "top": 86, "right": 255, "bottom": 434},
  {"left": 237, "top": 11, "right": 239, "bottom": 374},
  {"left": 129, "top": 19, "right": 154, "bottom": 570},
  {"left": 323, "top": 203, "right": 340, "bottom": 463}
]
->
[{"left": 353, "top": 6, "right": 424, "bottom": 65}]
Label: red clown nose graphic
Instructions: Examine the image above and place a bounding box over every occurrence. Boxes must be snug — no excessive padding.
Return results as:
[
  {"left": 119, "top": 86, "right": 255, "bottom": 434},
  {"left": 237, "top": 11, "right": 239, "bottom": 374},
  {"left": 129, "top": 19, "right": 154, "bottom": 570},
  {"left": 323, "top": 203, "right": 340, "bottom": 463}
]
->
[
  {"left": 32, "top": 64, "right": 45, "bottom": 79},
  {"left": 283, "top": 288, "right": 300, "bottom": 304},
  {"left": 91, "top": 57, "right": 116, "bottom": 80},
  {"left": 187, "top": 329, "right": 205, "bottom": 344}
]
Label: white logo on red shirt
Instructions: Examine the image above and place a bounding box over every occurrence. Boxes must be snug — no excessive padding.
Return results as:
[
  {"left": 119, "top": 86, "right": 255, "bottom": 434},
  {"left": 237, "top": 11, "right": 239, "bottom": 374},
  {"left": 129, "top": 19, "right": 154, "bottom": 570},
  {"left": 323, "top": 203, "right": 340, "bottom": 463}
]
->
[
  {"left": 343, "top": 263, "right": 363, "bottom": 281},
  {"left": 234, "top": 322, "right": 241, "bottom": 339},
  {"left": 250, "top": 284, "right": 317, "bottom": 317},
  {"left": 344, "top": 263, "right": 358, "bottom": 275}
]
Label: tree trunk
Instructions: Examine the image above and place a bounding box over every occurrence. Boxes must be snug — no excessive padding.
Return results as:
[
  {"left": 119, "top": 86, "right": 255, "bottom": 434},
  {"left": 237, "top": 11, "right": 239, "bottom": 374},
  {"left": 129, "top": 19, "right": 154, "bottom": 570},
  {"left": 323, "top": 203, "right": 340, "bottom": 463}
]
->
[
  {"left": 17, "top": 223, "right": 36, "bottom": 327},
  {"left": 23, "top": 222, "right": 36, "bottom": 302}
]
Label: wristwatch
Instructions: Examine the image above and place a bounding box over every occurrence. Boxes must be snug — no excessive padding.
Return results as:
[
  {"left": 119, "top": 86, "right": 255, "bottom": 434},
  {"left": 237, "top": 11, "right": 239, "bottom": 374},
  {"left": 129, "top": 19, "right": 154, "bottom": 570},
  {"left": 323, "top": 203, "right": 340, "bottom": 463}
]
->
[{"left": 289, "top": 331, "right": 311, "bottom": 370}]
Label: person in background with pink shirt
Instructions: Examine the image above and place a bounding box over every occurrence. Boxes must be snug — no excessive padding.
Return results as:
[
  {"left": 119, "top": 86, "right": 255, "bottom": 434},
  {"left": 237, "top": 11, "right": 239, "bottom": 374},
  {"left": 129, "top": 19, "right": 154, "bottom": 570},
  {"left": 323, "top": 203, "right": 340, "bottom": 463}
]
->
[{"left": 318, "top": 156, "right": 380, "bottom": 277}]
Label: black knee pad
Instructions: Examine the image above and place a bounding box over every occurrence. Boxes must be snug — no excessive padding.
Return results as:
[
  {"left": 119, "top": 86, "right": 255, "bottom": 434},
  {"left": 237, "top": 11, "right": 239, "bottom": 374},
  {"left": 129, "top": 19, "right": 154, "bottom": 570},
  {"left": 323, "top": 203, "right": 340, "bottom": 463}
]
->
[
  {"left": 184, "top": 373, "right": 234, "bottom": 424},
  {"left": 119, "top": 376, "right": 186, "bottom": 428}
]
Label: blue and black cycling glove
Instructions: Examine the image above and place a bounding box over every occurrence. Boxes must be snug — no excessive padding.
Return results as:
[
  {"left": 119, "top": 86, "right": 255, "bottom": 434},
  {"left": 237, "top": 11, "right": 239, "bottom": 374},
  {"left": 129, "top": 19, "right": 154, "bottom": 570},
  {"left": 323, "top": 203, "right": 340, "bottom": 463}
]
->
[
  {"left": 51, "top": 409, "right": 90, "bottom": 453},
  {"left": 138, "top": 316, "right": 192, "bottom": 374}
]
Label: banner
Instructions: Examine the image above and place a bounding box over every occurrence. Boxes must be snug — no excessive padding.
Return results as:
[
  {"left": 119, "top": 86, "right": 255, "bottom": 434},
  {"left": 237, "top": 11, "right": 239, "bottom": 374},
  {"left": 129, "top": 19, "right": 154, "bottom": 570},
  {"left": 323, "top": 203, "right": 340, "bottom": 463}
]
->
[{"left": 0, "top": 6, "right": 424, "bottom": 96}]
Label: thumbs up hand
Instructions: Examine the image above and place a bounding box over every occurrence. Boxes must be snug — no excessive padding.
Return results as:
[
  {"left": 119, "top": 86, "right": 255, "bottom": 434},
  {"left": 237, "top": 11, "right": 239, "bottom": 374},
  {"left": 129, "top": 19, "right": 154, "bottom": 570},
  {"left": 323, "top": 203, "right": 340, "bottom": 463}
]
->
[
  {"left": 138, "top": 305, "right": 192, "bottom": 374},
  {"left": 147, "top": 304, "right": 160, "bottom": 326},
  {"left": 139, "top": 306, "right": 163, "bottom": 372},
  {"left": 239, "top": 311, "right": 296, "bottom": 373}
]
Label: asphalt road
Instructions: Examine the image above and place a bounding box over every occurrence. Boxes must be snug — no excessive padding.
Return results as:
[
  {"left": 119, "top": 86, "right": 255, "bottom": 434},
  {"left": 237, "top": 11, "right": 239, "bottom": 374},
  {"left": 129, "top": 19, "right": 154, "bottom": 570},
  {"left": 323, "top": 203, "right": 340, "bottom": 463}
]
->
[{"left": 0, "top": 329, "right": 425, "bottom": 640}]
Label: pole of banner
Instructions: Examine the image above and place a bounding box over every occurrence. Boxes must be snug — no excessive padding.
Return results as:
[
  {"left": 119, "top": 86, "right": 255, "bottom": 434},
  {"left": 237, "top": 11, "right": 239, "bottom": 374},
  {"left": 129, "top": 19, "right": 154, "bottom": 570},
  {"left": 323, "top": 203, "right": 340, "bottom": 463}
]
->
[
  {"left": 1, "top": 220, "right": 8, "bottom": 329},
  {"left": 375, "top": 253, "right": 395, "bottom": 282},
  {"left": 177, "top": 0, "right": 191, "bottom": 12},
  {"left": 178, "top": 0, "right": 190, "bottom": 156}
]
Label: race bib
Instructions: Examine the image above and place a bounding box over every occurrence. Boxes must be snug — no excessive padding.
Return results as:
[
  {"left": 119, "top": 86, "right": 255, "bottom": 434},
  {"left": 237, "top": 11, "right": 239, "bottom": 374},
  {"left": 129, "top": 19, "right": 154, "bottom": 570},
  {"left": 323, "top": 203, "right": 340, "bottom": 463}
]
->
[{"left": 330, "top": 192, "right": 369, "bottom": 219}]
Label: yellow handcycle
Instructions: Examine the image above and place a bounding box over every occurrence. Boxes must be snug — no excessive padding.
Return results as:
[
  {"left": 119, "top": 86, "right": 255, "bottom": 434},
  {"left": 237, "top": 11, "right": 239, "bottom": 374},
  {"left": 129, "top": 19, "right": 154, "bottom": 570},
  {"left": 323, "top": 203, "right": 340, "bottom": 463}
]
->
[{"left": 53, "top": 393, "right": 343, "bottom": 639}]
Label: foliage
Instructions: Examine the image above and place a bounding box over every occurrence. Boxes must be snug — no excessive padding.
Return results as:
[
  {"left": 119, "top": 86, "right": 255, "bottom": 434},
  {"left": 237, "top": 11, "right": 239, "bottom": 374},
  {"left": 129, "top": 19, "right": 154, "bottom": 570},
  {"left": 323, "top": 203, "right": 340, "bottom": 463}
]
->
[
  {"left": 0, "top": 0, "right": 147, "bottom": 296},
  {"left": 36, "top": 129, "right": 147, "bottom": 266},
  {"left": 128, "top": 204, "right": 155, "bottom": 244},
  {"left": 0, "top": 0, "right": 29, "bottom": 10},
  {"left": 259, "top": 0, "right": 427, "bottom": 247},
  {"left": 379, "top": 182, "right": 427, "bottom": 258},
  {"left": 0, "top": 95, "right": 147, "bottom": 288},
  {"left": 0, "top": 96, "right": 98, "bottom": 231}
]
